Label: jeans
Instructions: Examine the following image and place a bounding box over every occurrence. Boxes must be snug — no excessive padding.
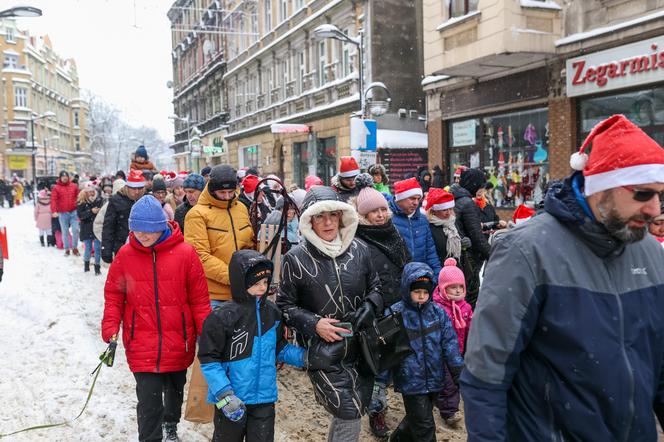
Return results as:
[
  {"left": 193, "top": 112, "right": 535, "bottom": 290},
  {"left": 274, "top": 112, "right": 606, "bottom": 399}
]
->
[
  {"left": 213, "top": 403, "right": 275, "bottom": 442},
  {"left": 83, "top": 238, "right": 101, "bottom": 265},
  {"left": 210, "top": 299, "right": 225, "bottom": 309},
  {"left": 133, "top": 370, "right": 187, "bottom": 442},
  {"left": 58, "top": 210, "right": 79, "bottom": 250}
]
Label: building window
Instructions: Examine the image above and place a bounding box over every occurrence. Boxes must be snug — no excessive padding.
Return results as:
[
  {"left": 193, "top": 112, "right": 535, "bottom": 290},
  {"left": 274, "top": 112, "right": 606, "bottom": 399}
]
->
[
  {"left": 447, "top": 107, "right": 549, "bottom": 208},
  {"left": 6, "top": 27, "right": 15, "bottom": 43},
  {"left": 281, "top": 58, "right": 288, "bottom": 98},
  {"left": 294, "top": 0, "right": 305, "bottom": 10},
  {"left": 341, "top": 28, "right": 351, "bottom": 77},
  {"left": 4, "top": 54, "right": 18, "bottom": 69},
  {"left": 279, "top": 0, "right": 288, "bottom": 22},
  {"left": 293, "top": 141, "right": 314, "bottom": 188},
  {"left": 298, "top": 51, "right": 305, "bottom": 94},
  {"left": 579, "top": 85, "right": 664, "bottom": 146},
  {"left": 14, "top": 86, "right": 27, "bottom": 108},
  {"left": 75, "top": 136, "right": 80, "bottom": 151},
  {"left": 449, "top": 0, "right": 479, "bottom": 18},
  {"left": 316, "top": 137, "right": 337, "bottom": 184},
  {"left": 240, "top": 144, "right": 260, "bottom": 169},
  {"left": 251, "top": 11, "right": 259, "bottom": 43},
  {"left": 318, "top": 41, "right": 326, "bottom": 86},
  {"left": 264, "top": 0, "right": 272, "bottom": 33},
  {"left": 74, "top": 111, "right": 79, "bottom": 127}
]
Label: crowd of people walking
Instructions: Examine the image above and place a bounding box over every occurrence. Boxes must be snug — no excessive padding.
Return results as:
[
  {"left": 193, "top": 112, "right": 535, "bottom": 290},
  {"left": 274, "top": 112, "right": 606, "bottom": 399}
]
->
[{"left": 6, "top": 116, "right": 664, "bottom": 442}]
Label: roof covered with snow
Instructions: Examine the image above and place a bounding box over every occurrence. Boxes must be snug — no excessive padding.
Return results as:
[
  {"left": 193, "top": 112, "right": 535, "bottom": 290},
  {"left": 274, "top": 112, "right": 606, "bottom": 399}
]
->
[
  {"left": 519, "top": 0, "right": 561, "bottom": 11},
  {"left": 377, "top": 130, "right": 428, "bottom": 149}
]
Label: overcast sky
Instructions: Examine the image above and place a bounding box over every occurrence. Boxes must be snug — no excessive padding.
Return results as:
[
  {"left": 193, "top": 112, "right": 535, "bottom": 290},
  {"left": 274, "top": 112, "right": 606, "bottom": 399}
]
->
[{"left": 14, "top": 0, "right": 175, "bottom": 140}]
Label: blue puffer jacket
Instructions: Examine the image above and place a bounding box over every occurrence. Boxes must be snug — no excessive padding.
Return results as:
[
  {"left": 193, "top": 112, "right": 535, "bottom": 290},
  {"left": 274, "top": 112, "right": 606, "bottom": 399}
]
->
[
  {"left": 389, "top": 262, "right": 464, "bottom": 395},
  {"left": 198, "top": 250, "right": 304, "bottom": 405},
  {"left": 389, "top": 199, "right": 442, "bottom": 276}
]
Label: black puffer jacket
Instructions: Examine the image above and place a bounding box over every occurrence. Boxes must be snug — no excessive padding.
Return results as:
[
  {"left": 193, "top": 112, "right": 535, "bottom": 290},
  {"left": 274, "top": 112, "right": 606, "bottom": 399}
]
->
[
  {"left": 77, "top": 195, "right": 103, "bottom": 241},
  {"left": 277, "top": 186, "right": 383, "bottom": 420},
  {"left": 449, "top": 184, "right": 490, "bottom": 261},
  {"left": 174, "top": 199, "right": 193, "bottom": 234},
  {"left": 101, "top": 192, "right": 135, "bottom": 263},
  {"left": 355, "top": 221, "right": 410, "bottom": 307}
]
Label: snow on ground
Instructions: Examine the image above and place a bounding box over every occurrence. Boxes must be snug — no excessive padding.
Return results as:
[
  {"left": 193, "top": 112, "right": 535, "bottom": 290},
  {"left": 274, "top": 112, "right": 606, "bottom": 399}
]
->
[{"left": 0, "top": 204, "right": 466, "bottom": 441}]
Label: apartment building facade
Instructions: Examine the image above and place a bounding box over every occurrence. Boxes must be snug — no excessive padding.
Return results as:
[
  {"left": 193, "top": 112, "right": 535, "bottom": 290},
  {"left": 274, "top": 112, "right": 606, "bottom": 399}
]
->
[
  {"left": 0, "top": 19, "right": 90, "bottom": 180},
  {"left": 168, "top": 0, "right": 427, "bottom": 187},
  {"left": 423, "top": 0, "right": 664, "bottom": 214}
]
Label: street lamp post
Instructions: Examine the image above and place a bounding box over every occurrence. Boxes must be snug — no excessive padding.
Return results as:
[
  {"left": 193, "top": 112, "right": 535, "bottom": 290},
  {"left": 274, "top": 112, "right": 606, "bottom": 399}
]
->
[
  {"left": 314, "top": 24, "right": 365, "bottom": 116},
  {"left": 43, "top": 136, "right": 59, "bottom": 175},
  {"left": 30, "top": 111, "right": 55, "bottom": 191},
  {"left": 169, "top": 114, "right": 197, "bottom": 171},
  {"left": 0, "top": 6, "right": 42, "bottom": 18}
]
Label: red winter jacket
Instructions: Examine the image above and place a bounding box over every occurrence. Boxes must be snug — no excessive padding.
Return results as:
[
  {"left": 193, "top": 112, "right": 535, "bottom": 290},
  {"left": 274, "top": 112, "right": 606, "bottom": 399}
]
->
[
  {"left": 101, "top": 221, "right": 211, "bottom": 373},
  {"left": 50, "top": 179, "right": 79, "bottom": 213}
]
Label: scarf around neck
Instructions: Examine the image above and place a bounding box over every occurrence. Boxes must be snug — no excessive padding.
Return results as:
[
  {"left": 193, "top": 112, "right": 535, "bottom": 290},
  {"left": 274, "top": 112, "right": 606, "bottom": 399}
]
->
[
  {"left": 429, "top": 214, "right": 462, "bottom": 259},
  {"left": 433, "top": 286, "right": 467, "bottom": 330},
  {"left": 316, "top": 234, "right": 343, "bottom": 258},
  {"left": 356, "top": 220, "right": 410, "bottom": 269}
]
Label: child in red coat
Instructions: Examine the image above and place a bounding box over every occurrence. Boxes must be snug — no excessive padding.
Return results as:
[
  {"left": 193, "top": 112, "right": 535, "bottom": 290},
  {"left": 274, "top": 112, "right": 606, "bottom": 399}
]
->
[
  {"left": 432, "top": 257, "right": 473, "bottom": 426},
  {"left": 101, "top": 195, "right": 211, "bottom": 441}
]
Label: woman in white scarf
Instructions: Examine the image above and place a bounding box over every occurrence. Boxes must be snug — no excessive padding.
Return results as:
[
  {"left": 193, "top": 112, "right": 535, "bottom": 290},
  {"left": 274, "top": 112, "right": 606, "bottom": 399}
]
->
[{"left": 424, "top": 188, "right": 470, "bottom": 260}]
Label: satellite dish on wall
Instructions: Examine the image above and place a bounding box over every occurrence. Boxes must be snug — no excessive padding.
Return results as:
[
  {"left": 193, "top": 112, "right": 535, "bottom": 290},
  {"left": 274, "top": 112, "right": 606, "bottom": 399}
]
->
[
  {"left": 166, "top": 80, "right": 173, "bottom": 89},
  {"left": 203, "top": 39, "right": 216, "bottom": 57}
]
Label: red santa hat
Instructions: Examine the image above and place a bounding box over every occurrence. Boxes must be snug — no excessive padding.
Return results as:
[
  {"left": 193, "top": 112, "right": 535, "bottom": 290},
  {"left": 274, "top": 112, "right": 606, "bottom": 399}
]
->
[
  {"left": 570, "top": 114, "right": 664, "bottom": 196},
  {"left": 393, "top": 177, "right": 423, "bottom": 202},
  {"left": 339, "top": 156, "right": 360, "bottom": 178},
  {"left": 178, "top": 171, "right": 189, "bottom": 179},
  {"left": 242, "top": 174, "right": 260, "bottom": 194},
  {"left": 126, "top": 170, "right": 145, "bottom": 188},
  {"left": 424, "top": 187, "right": 455, "bottom": 211},
  {"left": 512, "top": 204, "right": 535, "bottom": 225}
]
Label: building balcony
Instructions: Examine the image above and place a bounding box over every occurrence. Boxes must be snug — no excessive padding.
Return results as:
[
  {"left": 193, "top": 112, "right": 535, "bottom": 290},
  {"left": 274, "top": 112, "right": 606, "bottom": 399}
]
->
[{"left": 424, "top": 0, "right": 562, "bottom": 79}]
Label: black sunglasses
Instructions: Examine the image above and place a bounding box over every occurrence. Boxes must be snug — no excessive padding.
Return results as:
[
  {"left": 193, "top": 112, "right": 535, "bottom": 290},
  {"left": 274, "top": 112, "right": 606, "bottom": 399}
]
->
[{"left": 622, "top": 186, "right": 664, "bottom": 203}]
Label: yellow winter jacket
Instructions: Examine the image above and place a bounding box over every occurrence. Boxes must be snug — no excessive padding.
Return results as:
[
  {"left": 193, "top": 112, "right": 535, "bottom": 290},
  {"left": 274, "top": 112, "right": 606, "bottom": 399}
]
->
[{"left": 184, "top": 186, "right": 255, "bottom": 300}]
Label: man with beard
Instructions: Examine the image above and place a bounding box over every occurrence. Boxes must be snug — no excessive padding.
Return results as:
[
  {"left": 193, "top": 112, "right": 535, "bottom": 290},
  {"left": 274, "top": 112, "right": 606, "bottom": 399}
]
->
[{"left": 461, "top": 115, "right": 664, "bottom": 441}]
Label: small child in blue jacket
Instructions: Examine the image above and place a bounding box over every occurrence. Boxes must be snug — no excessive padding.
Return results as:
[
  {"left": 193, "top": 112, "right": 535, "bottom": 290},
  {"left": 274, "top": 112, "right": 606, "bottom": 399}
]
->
[
  {"left": 387, "top": 262, "right": 464, "bottom": 441},
  {"left": 198, "top": 249, "right": 307, "bottom": 442}
]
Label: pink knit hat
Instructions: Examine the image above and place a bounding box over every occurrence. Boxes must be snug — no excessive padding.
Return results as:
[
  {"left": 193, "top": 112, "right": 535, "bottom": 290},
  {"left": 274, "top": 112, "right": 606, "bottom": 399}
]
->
[
  {"left": 437, "top": 258, "right": 466, "bottom": 298},
  {"left": 356, "top": 186, "right": 388, "bottom": 216}
]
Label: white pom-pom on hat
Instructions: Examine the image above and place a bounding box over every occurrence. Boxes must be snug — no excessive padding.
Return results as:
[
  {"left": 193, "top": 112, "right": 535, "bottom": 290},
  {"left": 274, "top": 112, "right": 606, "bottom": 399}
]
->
[{"left": 570, "top": 151, "right": 588, "bottom": 171}]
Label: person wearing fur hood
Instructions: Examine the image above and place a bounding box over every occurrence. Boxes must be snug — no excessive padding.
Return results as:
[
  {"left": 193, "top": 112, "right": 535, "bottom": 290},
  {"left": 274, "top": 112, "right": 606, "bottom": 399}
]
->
[
  {"left": 35, "top": 189, "right": 53, "bottom": 247},
  {"left": 77, "top": 183, "right": 104, "bottom": 274},
  {"left": 277, "top": 186, "right": 383, "bottom": 442}
]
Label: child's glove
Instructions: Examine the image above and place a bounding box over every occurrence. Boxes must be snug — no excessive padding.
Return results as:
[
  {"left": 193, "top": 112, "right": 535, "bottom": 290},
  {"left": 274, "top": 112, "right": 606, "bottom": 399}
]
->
[
  {"left": 449, "top": 364, "right": 464, "bottom": 386},
  {"left": 216, "top": 391, "right": 246, "bottom": 422}
]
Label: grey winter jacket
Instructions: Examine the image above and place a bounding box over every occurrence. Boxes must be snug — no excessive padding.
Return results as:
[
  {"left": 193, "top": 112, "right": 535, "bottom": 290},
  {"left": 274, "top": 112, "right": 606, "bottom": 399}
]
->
[{"left": 461, "top": 174, "right": 664, "bottom": 441}]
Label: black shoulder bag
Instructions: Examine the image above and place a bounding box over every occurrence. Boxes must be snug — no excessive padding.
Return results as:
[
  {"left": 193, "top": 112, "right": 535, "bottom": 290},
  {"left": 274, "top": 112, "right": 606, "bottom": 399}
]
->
[{"left": 358, "top": 307, "right": 413, "bottom": 376}]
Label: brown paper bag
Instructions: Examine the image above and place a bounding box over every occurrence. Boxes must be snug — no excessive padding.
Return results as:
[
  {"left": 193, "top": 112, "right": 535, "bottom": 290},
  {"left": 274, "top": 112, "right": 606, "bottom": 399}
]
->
[{"left": 184, "top": 357, "right": 215, "bottom": 423}]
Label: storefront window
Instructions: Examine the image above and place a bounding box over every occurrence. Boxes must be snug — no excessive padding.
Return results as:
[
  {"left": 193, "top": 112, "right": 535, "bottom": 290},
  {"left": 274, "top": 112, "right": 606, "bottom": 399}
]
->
[
  {"left": 579, "top": 86, "right": 664, "bottom": 146},
  {"left": 240, "top": 144, "right": 260, "bottom": 169},
  {"left": 448, "top": 107, "right": 549, "bottom": 208},
  {"left": 293, "top": 141, "right": 312, "bottom": 188},
  {"left": 317, "top": 137, "right": 337, "bottom": 184}
]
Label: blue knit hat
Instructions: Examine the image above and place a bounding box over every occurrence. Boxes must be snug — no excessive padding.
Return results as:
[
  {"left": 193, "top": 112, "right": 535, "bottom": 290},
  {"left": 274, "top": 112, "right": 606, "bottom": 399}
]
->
[
  {"left": 135, "top": 145, "right": 148, "bottom": 159},
  {"left": 129, "top": 195, "right": 167, "bottom": 232},
  {"left": 183, "top": 173, "right": 205, "bottom": 191}
]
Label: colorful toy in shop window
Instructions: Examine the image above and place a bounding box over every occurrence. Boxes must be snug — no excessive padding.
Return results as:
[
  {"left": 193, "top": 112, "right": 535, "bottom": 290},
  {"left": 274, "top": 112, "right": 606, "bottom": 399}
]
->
[
  {"left": 497, "top": 126, "right": 504, "bottom": 149},
  {"left": 523, "top": 123, "right": 537, "bottom": 146},
  {"left": 534, "top": 140, "right": 548, "bottom": 164},
  {"left": 508, "top": 125, "right": 514, "bottom": 148}
]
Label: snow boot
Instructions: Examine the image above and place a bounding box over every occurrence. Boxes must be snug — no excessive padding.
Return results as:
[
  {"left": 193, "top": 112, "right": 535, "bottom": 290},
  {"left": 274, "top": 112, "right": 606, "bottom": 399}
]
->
[
  {"left": 94, "top": 264, "right": 101, "bottom": 275},
  {"left": 39, "top": 236, "right": 45, "bottom": 247},
  {"left": 72, "top": 247, "right": 80, "bottom": 256},
  {"left": 162, "top": 422, "right": 180, "bottom": 442},
  {"left": 84, "top": 261, "right": 90, "bottom": 272},
  {"left": 444, "top": 411, "right": 462, "bottom": 428},
  {"left": 64, "top": 249, "right": 71, "bottom": 256},
  {"left": 47, "top": 235, "right": 56, "bottom": 247},
  {"left": 369, "top": 410, "right": 390, "bottom": 439}
]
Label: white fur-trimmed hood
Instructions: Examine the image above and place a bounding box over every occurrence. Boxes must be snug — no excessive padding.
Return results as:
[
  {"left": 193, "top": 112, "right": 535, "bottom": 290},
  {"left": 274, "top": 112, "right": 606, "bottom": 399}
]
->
[{"left": 299, "top": 199, "right": 358, "bottom": 257}]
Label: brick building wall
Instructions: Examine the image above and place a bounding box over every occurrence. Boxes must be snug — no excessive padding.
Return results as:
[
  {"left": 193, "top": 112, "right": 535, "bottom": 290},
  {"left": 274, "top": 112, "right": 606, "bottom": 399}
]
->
[{"left": 548, "top": 96, "right": 577, "bottom": 180}]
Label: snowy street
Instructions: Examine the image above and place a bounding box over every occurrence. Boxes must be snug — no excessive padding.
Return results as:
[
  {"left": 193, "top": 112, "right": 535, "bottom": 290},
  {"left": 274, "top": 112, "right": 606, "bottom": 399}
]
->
[{"left": 0, "top": 204, "right": 465, "bottom": 441}]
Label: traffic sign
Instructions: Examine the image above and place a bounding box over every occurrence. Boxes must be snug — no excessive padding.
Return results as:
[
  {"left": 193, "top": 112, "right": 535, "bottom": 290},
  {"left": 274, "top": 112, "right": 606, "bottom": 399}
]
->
[{"left": 350, "top": 118, "right": 377, "bottom": 151}]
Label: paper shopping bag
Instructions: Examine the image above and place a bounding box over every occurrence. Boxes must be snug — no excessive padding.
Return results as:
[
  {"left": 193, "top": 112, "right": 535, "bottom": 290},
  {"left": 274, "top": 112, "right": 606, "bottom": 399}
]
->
[{"left": 184, "top": 357, "right": 215, "bottom": 423}]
